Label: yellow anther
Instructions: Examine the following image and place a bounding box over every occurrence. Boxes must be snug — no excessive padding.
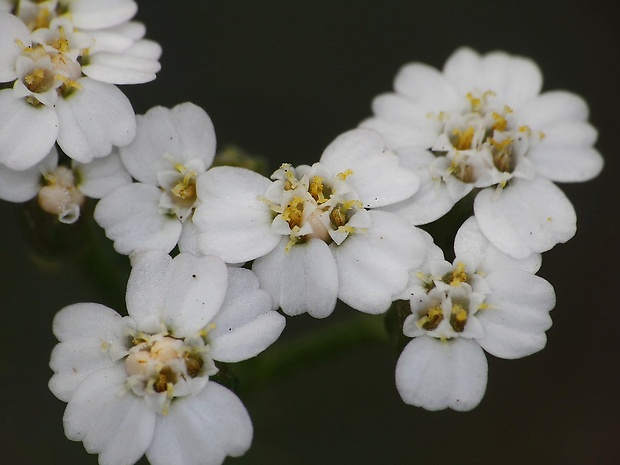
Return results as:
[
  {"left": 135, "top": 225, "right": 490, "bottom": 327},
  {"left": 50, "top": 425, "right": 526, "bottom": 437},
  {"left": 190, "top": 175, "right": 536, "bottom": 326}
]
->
[
  {"left": 24, "top": 68, "right": 48, "bottom": 92},
  {"left": 491, "top": 112, "right": 508, "bottom": 132},
  {"left": 446, "top": 262, "right": 468, "bottom": 286},
  {"left": 171, "top": 169, "right": 197, "bottom": 200},
  {"left": 329, "top": 201, "right": 360, "bottom": 228},
  {"left": 452, "top": 126, "right": 475, "bottom": 150},
  {"left": 282, "top": 196, "right": 305, "bottom": 229},
  {"left": 279, "top": 163, "right": 299, "bottom": 190},
  {"left": 466, "top": 92, "right": 482, "bottom": 111},
  {"left": 52, "top": 26, "right": 70, "bottom": 53},
  {"left": 336, "top": 169, "right": 353, "bottom": 181},
  {"left": 32, "top": 7, "right": 52, "bottom": 30},
  {"left": 418, "top": 306, "right": 444, "bottom": 331},
  {"left": 309, "top": 176, "right": 328, "bottom": 203},
  {"left": 200, "top": 322, "right": 217, "bottom": 338},
  {"left": 450, "top": 304, "right": 468, "bottom": 332}
]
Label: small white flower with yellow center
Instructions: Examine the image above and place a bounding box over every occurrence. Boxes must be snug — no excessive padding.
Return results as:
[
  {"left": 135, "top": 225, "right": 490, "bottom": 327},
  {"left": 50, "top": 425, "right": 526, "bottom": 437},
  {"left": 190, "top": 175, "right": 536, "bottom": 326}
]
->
[
  {"left": 361, "top": 47, "right": 604, "bottom": 259},
  {"left": 49, "top": 250, "right": 285, "bottom": 465},
  {"left": 0, "top": 13, "right": 142, "bottom": 170},
  {"left": 194, "top": 128, "right": 428, "bottom": 317},
  {"left": 94, "top": 103, "right": 216, "bottom": 256},
  {"left": 395, "top": 217, "right": 555, "bottom": 411},
  {"left": 0, "top": 145, "right": 131, "bottom": 223},
  {"left": 2, "top": 0, "right": 138, "bottom": 32}
]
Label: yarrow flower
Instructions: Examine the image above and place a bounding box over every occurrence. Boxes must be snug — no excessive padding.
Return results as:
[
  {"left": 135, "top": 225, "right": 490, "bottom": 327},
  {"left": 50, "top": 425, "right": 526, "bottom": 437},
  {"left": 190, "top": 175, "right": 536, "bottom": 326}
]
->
[
  {"left": 49, "top": 250, "right": 286, "bottom": 465},
  {"left": 94, "top": 102, "right": 217, "bottom": 256},
  {"left": 361, "top": 47, "right": 604, "bottom": 259},
  {"left": 1, "top": 0, "right": 138, "bottom": 32},
  {"left": 0, "top": 145, "right": 131, "bottom": 223},
  {"left": 0, "top": 10, "right": 160, "bottom": 171},
  {"left": 394, "top": 216, "right": 555, "bottom": 411},
  {"left": 194, "top": 128, "right": 429, "bottom": 317}
]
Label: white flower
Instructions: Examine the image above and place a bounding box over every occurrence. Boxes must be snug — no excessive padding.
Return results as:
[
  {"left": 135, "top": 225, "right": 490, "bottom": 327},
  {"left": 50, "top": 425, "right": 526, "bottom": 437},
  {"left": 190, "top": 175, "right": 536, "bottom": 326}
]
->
[
  {"left": 0, "top": 145, "right": 131, "bottom": 223},
  {"left": 394, "top": 216, "right": 555, "bottom": 411},
  {"left": 94, "top": 102, "right": 217, "bottom": 256},
  {"left": 194, "top": 128, "right": 428, "bottom": 317},
  {"left": 49, "top": 250, "right": 286, "bottom": 465},
  {"left": 361, "top": 47, "right": 604, "bottom": 258},
  {"left": 0, "top": 13, "right": 140, "bottom": 170},
  {"left": 5, "top": 0, "right": 138, "bottom": 31}
]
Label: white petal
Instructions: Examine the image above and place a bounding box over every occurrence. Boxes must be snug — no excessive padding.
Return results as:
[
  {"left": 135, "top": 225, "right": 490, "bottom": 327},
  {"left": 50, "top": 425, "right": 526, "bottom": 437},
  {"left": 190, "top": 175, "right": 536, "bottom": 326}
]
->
[
  {"left": 120, "top": 102, "right": 216, "bottom": 184},
  {"left": 253, "top": 238, "right": 339, "bottom": 318},
  {"left": 454, "top": 216, "right": 542, "bottom": 274},
  {"left": 359, "top": 116, "right": 437, "bottom": 150},
  {"left": 49, "top": 303, "right": 125, "bottom": 401},
  {"left": 55, "top": 78, "right": 136, "bottom": 163},
  {"left": 333, "top": 211, "right": 427, "bottom": 314},
  {"left": 125, "top": 250, "right": 173, "bottom": 329},
  {"left": 194, "top": 166, "right": 278, "bottom": 263},
  {"left": 63, "top": 367, "right": 155, "bottom": 465},
  {"left": 476, "top": 269, "right": 555, "bottom": 359},
  {"left": 475, "top": 50, "right": 542, "bottom": 108},
  {"left": 442, "top": 46, "right": 481, "bottom": 89},
  {"left": 70, "top": 0, "right": 138, "bottom": 29},
  {"left": 0, "top": 147, "right": 57, "bottom": 201},
  {"left": 395, "top": 337, "right": 487, "bottom": 411},
  {"left": 210, "top": 267, "right": 285, "bottom": 362},
  {"left": 0, "top": 90, "right": 58, "bottom": 171},
  {"left": 474, "top": 177, "right": 577, "bottom": 259},
  {"left": 82, "top": 52, "right": 160, "bottom": 84},
  {"left": 380, "top": 147, "right": 465, "bottom": 225},
  {"left": 0, "top": 13, "right": 30, "bottom": 82},
  {"left": 177, "top": 217, "right": 202, "bottom": 255},
  {"left": 162, "top": 253, "right": 228, "bottom": 337},
  {"left": 319, "top": 128, "right": 420, "bottom": 207},
  {"left": 519, "top": 91, "right": 589, "bottom": 127},
  {"left": 94, "top": 183, "right": 182, "bottom": 255},
  {"left": 52, "top": 302, "right": 123, "bottom": 342},
  {"left": 74, "top": 148, "right": 132, "bottom": 198},
  {"left": 147, "top": 382, "right": 252, "bottom": 465},
  {"left": 529, "top": 145, "right": 603, "bottom": 183},
  {"left": 125, "top": 39, "right": 163, "bottom": 60},
  {"left": 394, "top": 62, "right": 463, "bottom": 112}
]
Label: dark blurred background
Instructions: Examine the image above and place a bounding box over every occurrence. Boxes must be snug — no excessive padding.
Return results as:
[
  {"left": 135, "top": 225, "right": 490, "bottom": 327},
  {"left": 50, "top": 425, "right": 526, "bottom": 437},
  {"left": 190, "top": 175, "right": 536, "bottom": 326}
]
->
[{"left": 2, "top": 1, "right": 618, "bottom": 464}]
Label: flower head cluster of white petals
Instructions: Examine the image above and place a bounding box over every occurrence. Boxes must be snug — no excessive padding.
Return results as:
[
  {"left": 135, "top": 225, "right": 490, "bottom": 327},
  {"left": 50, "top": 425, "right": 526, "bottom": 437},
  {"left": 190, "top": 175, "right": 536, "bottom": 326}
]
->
[
  {"left": 194, "top": 128, "right": 429, "bottom": 318},
  {"left": 0, "top": 144, "right": 131, "bottom": 222},
  {"left": 361, "top": 46, "right": 604, "bottom": 259},
  {"left": 394, "top": 217, "right": 555, "bottom": 411},
  {"left": 0, "top": 2, "right": 160, "bottom": 171},
  {"left": 49, "top": 250, "right": 286, "bottom": 465},
  {"left": 94, "top": 102, "right": 217, "bottom": 256}
]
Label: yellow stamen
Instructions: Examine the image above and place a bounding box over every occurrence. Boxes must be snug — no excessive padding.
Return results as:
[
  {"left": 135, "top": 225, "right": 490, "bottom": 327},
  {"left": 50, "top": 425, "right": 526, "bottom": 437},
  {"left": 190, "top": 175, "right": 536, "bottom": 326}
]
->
[
  {"left": 450, "top": 304, "right": 468, "bottom": 332},
  {"left": 452, "top": 126, "right": 475, "bottom": 150},
  {"left": 336, "top": 169, "right": 353, "bottom": 181},
  {"left": 418, "top": 306, "right": 444, "bottom": 331}
]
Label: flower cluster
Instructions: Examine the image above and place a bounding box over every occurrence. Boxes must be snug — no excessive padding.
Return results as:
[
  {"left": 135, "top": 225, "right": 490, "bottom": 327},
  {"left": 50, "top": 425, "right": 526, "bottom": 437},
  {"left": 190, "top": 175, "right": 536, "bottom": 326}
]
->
[{"left": 0, "top": 4, "right": 604, "bottom": 464}]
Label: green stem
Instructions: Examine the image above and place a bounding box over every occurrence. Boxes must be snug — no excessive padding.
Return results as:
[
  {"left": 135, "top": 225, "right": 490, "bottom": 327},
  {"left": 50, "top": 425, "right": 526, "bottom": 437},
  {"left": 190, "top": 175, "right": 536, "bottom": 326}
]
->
[{"left": 230, "top": 313, "right": 389, "bottom": 398}]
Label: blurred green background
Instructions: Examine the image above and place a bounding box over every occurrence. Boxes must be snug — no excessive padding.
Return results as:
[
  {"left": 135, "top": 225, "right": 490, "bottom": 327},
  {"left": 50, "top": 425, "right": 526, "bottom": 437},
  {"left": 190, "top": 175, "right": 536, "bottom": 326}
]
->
[{"left": 1, "top": 1, "right": 618, "bottom": 464}]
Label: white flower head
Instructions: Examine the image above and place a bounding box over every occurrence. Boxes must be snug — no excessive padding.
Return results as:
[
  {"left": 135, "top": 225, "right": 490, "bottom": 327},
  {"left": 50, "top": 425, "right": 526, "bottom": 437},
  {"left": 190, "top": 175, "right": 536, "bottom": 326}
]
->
[
  {"left": 6, "top": 0, "right": 138, "bottom": 32},
  {"left": 395, "top": 217, "right": 555, "bottom": 411},
  {"left": 362, "top": 47, "right": 604, "bottom": 258},
  {"left": 0, "top": 145, "right": 131, "bottom": 223},
  {"left": 49, "top": 251, "right": 286, "bottom": 465},
  {"left": 94, "top": 102, "right": 217, "bottom": 256},
  {"left": 0, "top": 13, "right": 139, "bottom": 170},
  {"left": 194, "top": 128, "right": 429, "bottom": 317}
]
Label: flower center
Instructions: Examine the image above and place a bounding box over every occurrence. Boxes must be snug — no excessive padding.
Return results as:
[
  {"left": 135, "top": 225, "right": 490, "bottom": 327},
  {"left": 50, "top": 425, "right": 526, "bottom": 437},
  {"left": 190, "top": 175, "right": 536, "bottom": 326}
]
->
[
  {"left": 37, "top": 165, "right": 86, "bottom": 223},
  {"left": 432, "top": 91, "right": 536, "bottom": 185},
  {"left": 124, "top": 332, "right": 216, "bottom": 413},
  {"left": 265, "top": 164, "right": 367, "bottom": 250},
  {"left": 171, "top": 169, "right": 198, "bottom": 201}
]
